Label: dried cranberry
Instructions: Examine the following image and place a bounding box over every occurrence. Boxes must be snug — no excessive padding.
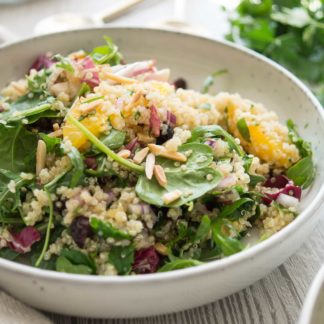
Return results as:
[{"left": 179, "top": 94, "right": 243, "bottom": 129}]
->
[
  {"left": 84, "top": 156, "right": 97, "bottom": 170},
  {"left": 70, "top": 216, "right": 93, "bottom": 248},
  {"left": 173, "top": 78, "right": 187, "bottom": 90},
  {"left": 132, "top": 247, "right": 160, "bottom": 274},
  {"left": 264, "top": 175, "right": 290, "bottom": 189},
  {"left": 156, "top": 123, "right": 174, "bottom": 145}
]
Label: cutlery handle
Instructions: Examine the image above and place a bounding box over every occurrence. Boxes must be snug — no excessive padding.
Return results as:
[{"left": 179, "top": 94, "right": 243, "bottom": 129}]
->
[{"left": 96, "top": 0, "right": 145, "bottom": 24}]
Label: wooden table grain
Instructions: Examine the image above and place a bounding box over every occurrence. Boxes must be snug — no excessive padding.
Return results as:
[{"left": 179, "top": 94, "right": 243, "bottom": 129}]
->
[{"left": 0, "top": 1, "right": 323, "bottom": 323}]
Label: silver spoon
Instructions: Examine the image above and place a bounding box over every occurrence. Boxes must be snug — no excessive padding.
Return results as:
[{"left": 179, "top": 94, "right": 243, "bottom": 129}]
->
[{"left": 34, "top": 0, "right": 145, "bottom": 35}]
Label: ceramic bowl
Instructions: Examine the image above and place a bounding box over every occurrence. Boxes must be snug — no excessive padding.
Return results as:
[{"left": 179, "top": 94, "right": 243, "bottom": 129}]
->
[
  {"left": 299, "top": 266, "right": 324, "bottom": 324},
  {"left": 0, "top": 28, "right": 323, "bottom": 318}
]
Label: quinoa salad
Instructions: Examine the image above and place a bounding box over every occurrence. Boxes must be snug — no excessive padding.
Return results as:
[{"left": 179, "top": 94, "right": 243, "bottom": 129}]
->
[{"left": 0, "top": 37, "right": 315, "bottom": 275}]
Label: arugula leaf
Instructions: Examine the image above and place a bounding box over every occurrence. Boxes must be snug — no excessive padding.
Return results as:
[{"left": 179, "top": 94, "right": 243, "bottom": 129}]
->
[
  {"left": 201, "top": 69, "right": 228, "bottom": 94},
  {"left": 287, "top": 156, "right": 315, "bottom": 188},
  {"left": 237, "top": 118, "right": 251, "bottom": 142},
  {"left": 56, "top": 256, "right": 93, "bottom": 275},
  {"left": 90, "top": 36, "right": 122, "bottom": 66},
  {"left": 194, "top": 215, "right": 211, "bottom": 242},
  {"left": 158, "top": 259, "right": 203, "bottom": 272},
  {"left": 189, "top": 125, "right": 244, "bottom": 156},
  {"left": 212, "top": 219, "right": 244, "bottom": 256},
  {"left": 90, "top": 217, "right": 131, "bottom": 240},
  {"left": 99, "top": 129, "right": 126, "bottom": 151},
  {"left": 218, "top": 198, "right": 254, "bottom": 220},
  {"left": 66, "top": 146, "right": 85, "bottom": 187},
  {"left": 60, "top": 248, "right": 96, "bottom": 273},
  {"left": 108, "top": 245, "right": 134, "bottom": 275},
  {"left": 39, "top": 133, "right": 61, "bottom": 153}
]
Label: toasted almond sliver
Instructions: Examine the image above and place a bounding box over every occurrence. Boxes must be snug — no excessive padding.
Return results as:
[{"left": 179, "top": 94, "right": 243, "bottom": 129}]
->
[
  {"left": 79, "top": 99, "right": 104, "bottom": 114},
  {"left": 163, "top": 190, "right": 182, "bottom": 205},
  {"left": 36, "top": 140, "right": 47, "bottom": 176},
  {"left": 153, "top": 165, "right": 167, "bottom": 187},
  {"left": 48, "top": 129, "right": 63, "bottom": 138},
  {"left": 148, "top": 144, "right": 187, "bottom": 162},
  {"left": 145, "top": 153, "right": 155, "bottom": 180},
  {"left": 133, "top": 147, "right": 150, "bottom": 164},
  {"left": 104, "top": 72, "right": 137, "bottom": 84},
  {"left": 117, "top": 149, "right": 131, "bottom": 159},
  {"left": 154, "top": 243, "right": 168, "bottom": 256}
]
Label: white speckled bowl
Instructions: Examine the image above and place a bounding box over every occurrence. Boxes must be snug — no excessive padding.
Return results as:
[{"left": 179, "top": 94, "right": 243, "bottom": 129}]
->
[
  {"left": 299, "top": 266, "right": 324, "bottom": 324},
  {"left": 0, "top": 28, "right": 323, "bottom": 318}
]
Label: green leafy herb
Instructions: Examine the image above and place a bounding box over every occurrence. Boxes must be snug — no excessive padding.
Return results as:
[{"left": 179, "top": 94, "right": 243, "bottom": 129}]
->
[
  {"left": 218, "top": 197, "right": 254, "bottom": 220},
  {"left": 158, "top": 259, "right": 203, "bottom": 272},
  {"left": 26, "top": 69, "right": 51, "bottom": 95},
  {"left": 212, "top": 219, "right": 244, "bottom": 256},
  {"left": 189, "top": 125, "right": 244, "bottom": 156},
  {"left": 60, "top": 248, "right": 96, "bottom": 273},
  {"left": 194, "top": 215, "right": 211, "bottom": 242},
  {"left": 90, "top": 217, "right": 131, "bottom": 240},
  {"left": 66, "top": 146, "right": 85, "bottom": 187},
  {"left": 67, "top": 114, "right": 144, "bottom": 174},
  {"left": 99, "top": 129, "right": 126, "bottom": 151},
  {"left": 237, "top": 118, "right": 251, "bottom": 142},
  {"left": 287, "top": 156, "right": 315, "bottom": 188},
  {"left": 201, "top": 69, "right": 228, "bottom": 94},
  {"left": 56, "top": 256, "right": 93, "bottom": 275},
  {"left": 90, "top": 36, "right": 122, "bottom": 66},
  {"left": 0, "top": 123, "right": 38, "bottom": 173},
  {"left": 39, "top": 133, "right": 61, "bottom": 153},
  {"left": 108, "top": 245, "right": 134, "bottom": 275},
  {"left": 53, "top": 54, "right": 74, "bottom": 73},
  {"left": 77, "top": 82, "right": 91, "bottom": 97}
]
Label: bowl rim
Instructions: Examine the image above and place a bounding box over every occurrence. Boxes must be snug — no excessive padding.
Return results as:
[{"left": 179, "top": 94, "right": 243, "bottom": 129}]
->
[
  {"left": 0, "top": 26, "right": 323, "bottom": 284},
  {"left": 299, "top": 265, "right": 324, "bottom": 324}
]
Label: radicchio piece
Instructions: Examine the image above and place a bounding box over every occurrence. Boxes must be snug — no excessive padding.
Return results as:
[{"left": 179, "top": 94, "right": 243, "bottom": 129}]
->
[
  {"left": 84, "top": 156, "right": 97, "bottom": 170},
  {"left": 8, "top": 227, "right": 41, "bottom": 253},
  {"left": 262, "top": 176, "right": 302, "bottom": 205},
  {"left": 80, "top": 56, "right": 99, "bottom": 88},
  {"left": 264, "top": 175, "right": 290, "bottom": 189},
  {"left": 29, "top": 53, "right": 54, "bottom": 72},
  {"left": 149, "top": 105, "right": 161, "bottom": 137},
  {"left": 166, "top": 110, "right": 177, "bottom": 127},
  {"left": 132, "top": 247, "right": 160, "bottom": 274},
  {"left": 70, "top": 216, "right": 93, "bottom": 248}
]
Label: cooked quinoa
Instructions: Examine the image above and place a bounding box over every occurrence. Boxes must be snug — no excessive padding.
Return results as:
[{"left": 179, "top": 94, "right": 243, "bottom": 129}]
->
[{"left": 0, "top": 37, "right": 315, "bottom": 275}]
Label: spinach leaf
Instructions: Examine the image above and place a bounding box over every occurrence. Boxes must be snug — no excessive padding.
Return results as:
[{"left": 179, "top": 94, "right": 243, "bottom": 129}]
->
[
  {"left": 218, "top": 198, "right": 254, "bottom": 220},
  {"left": 90, "top": 36, "right": 122, "bottom": 66},
  {"left": 189, "top": 125, "right": 244, "bottom": 156},
  {"left": 194, "top": 215, "right": 211, "bottom": 242},
  {"left": 158, "top": 259, "right": 203, "bottom": 272},
  {"left": 108, "top": 245, "right": 134, "bottom": 275},
  {"left": 212, "top": 219, "right": 244, "bottom": 256},
  {"left": 157, "top": 143, "right": 214, "bottom": 172},
  {"left": 0, "top": 123, "right": 38, "bottom": 173},
  {"left": 60, "top": 248, "right": 96, "bottom": 273},
  {"left": 56, "top": 256, "right": 93, "bottom": 275},
  {"left": 136, "top": 167, "right": 222, "bottom": 207},
  {"left": 99, "top": 129, "right": 126, "bottom": 151},
  {"left": 201, "top": 69, "right": 228, "bottom": 94},
  {"left": 287, "top": 156, "right": 315, "bottom": 188},
  {"left": 236, "top": 118, "right": 251, "bottom": 142},
  {"left": 90, "top": 217, "right": 131, "bottom": 240}
]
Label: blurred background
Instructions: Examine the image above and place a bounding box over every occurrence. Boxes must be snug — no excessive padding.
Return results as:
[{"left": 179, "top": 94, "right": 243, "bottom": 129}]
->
[{"left": 0, "top": 0, "right": 323, "bottom": 105}]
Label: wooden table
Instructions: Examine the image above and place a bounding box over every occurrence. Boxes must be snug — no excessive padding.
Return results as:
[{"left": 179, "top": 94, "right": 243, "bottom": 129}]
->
[{"left": 0, "top": 0, "right": 323, "bottom": 323}]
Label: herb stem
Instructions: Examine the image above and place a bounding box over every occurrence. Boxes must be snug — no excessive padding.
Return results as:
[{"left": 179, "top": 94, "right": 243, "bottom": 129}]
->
[
  {"left": 35, "top": 190, "right": 53, "bottom": 267},
  {"left": 10, "top": 103, "right": 52, "bottom": 120},
  {"left": 66, "top": 115, "right": 144, "bottom": 174}
]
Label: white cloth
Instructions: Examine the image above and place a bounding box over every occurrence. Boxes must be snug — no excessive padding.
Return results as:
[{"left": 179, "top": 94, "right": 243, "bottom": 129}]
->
[{"left": 0, "top": 291, "right": 52, "bottom": 324}]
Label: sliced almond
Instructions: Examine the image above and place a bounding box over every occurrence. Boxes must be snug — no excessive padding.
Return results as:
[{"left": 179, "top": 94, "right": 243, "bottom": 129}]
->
[
  {"left": 154, "top": 243, "right": 168, "bottom": 256},
  {"left": 117, "top": 149, "right": 131, "bottom": 159},
  {"left": 163, "top": 190, "right": 182, "bottom": 205},
  {"left": 48, "top": 129, "right": 63, "bottom": 138},
  {"left": 36, "top": 140, "right": 47, "bottom": 176},
  {"left": 103, "top": 72, "right": 137, "bottom": 84},
  {"left": 145, "top": 153, "right": 155, "bottom": 180},
  {"left": 133, "top": 147, "right": 149, "bottom": 164},
  {"left": 79, "top": 99, "right": 104, "bottom": 114},
  {"left": 153, "top": 165, "right": 167, "bottom": 187},
  {"left": 148, "top": 144, "right": 187, "bottom": 162}
]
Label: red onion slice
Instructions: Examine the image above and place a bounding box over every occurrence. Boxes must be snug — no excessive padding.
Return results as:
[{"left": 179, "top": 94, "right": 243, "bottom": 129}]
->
[
  {"left": 29, "top": 54, "right": 54, "bottom": 72},
  {"left": 8, "top": 227, "right": 41, "bottom": 254},
  {"left": 80, "top": 56, "right": 99, "bottom": 88},
  {"left": 150, "top": 105, "right": 161, "bottom": 137}
]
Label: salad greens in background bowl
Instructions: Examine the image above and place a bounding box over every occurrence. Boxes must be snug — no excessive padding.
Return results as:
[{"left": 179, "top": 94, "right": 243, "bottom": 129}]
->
[{"left": 0, "top": 27, "right": 323, "bottom": 318}]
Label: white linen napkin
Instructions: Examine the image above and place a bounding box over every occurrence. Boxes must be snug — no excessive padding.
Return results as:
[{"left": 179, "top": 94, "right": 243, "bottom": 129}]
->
[{"left": 0, "top": 291, "right": 52, "bottom": 324}]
